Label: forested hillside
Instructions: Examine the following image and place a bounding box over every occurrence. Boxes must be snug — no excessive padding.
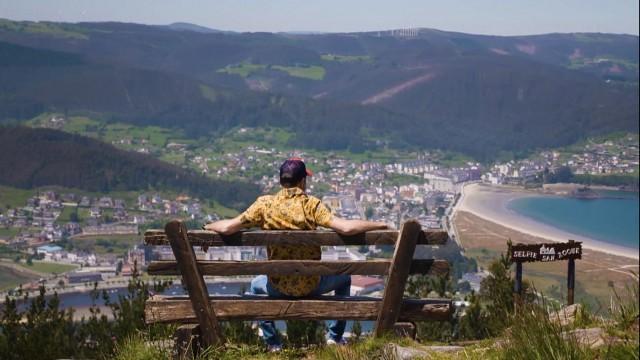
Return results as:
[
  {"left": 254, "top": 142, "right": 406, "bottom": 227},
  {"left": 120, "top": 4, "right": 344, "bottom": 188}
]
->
[
  {"left": 0, "top": 19, "right": 637, "bottom": 159},
  {"left": 0, "top": 126, "right": 259, "bottom": 209}
]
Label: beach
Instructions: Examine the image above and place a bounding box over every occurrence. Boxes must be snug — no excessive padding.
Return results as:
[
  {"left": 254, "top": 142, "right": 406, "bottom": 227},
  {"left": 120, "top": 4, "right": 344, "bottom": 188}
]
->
[
  {"left": 456, "top": 183, "right": 639, "bottom": 260},
  {"left": 452, "top": 183, "right": 639, "bottom": 305}
]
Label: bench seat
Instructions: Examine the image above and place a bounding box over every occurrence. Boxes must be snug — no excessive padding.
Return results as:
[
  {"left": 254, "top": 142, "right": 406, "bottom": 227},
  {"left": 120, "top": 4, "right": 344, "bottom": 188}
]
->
[{"left": 145, "top": 294, "right": 453, "bottom": 323}]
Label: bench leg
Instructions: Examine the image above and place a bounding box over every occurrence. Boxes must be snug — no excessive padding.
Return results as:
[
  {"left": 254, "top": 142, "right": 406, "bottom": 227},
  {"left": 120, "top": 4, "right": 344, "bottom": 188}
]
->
[
  {"left": 375, "top": 220, "right": 421, "bottom": 336},
  {"left": 173, "top": 324, "right": 201, "bottom": 360}
]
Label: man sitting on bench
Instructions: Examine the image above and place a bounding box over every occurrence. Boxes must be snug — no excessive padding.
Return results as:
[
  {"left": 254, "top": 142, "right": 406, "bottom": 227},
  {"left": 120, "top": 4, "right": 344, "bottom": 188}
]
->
[{"left": 204, "top": 157, "right": 388, "bottom": 351}]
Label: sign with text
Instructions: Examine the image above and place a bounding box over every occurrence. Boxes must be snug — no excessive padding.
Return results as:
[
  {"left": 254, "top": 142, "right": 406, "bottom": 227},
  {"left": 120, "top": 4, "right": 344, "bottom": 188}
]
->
[{"left": 511, "top": 241, "right": 582, "bottom": 263}]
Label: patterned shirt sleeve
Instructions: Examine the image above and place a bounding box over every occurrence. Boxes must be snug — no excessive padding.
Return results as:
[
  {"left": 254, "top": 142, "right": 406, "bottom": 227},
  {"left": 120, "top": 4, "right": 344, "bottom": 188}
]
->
[
  {"left": 311, "top": 198, "right": 333, "bottom": 228},
  {"left": 239, "top": 196, "right": 269, "bottom": 228}
]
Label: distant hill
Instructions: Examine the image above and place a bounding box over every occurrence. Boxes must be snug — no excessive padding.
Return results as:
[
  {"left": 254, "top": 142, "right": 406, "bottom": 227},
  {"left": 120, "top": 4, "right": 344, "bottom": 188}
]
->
[
  {"left": 0, "top": 19, "right": 637, "bottom": 159},
  {"left": 0, "top": 126, "right": 260, "bottom": 209},
  {"left": 165, "top": 22, "right": 223, "bottom": 34}
]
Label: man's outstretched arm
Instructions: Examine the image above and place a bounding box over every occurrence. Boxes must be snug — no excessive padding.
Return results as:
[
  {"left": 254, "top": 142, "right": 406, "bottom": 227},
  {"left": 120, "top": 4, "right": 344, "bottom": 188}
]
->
[
  {"left": 328, "top": 217, "right": 388, "bottom": 236},
  {"left": 203, "top": 215, "right": 245, "bottom": 235}
]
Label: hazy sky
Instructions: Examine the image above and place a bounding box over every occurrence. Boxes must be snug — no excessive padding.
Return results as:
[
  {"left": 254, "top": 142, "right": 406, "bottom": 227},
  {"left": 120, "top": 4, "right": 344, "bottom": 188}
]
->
[{"left": 0, "top": 0, "right": 638, "bottom": 35}]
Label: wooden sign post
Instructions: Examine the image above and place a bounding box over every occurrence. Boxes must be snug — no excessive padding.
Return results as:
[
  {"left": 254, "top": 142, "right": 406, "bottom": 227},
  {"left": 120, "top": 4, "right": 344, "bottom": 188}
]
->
[{"left": 511, "top": 240, "right": 582, "bottom": 306}]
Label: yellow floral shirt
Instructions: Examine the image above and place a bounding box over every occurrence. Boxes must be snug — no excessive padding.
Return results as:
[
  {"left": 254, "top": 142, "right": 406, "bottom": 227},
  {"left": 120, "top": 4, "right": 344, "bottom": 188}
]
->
[{"left": 239, "top": 187, "right": 333, "bottom": 296}]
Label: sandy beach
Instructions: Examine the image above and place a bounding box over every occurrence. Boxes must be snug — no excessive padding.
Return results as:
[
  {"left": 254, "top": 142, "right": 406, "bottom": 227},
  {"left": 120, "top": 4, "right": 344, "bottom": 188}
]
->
[{"left": 456, "top": 183, "right": 639, "bottom": 260}]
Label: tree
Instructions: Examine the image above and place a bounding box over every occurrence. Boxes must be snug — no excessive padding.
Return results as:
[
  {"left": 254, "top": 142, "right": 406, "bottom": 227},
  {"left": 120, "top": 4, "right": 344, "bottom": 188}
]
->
[
  {"left": 458, "top": 292, "right": 489, "bottom": 340},
  {"left": 285, "top": 320, "right": 325, "bottom": 347}
]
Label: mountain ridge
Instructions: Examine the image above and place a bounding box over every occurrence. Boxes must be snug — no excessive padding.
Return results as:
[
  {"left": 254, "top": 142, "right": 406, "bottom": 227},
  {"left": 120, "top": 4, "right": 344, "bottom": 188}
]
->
[{"left": 0, "top": 19, "right": 637, "bottom": 160}]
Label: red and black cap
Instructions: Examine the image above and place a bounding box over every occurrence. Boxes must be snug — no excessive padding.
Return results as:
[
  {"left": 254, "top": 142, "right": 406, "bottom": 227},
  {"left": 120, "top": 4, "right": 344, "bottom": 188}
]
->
[{"left": 279, "top": 157, "right": 312, "bottom": 186}]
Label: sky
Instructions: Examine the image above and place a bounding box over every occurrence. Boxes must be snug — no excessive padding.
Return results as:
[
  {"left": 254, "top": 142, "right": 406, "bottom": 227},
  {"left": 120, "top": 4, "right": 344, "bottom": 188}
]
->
[{"left": 0, "top": 0, "right": 638, "bottom": 36}]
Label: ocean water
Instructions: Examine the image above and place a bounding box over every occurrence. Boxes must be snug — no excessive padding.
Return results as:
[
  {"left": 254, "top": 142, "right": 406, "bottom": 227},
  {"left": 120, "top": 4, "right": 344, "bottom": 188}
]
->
[{"left": 508, "top": 191, "right": 639, "bottom": 250}]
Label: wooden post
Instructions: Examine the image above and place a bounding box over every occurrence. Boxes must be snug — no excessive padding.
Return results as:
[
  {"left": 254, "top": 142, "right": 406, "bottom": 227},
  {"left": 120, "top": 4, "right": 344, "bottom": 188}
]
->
[
  {"left": 375, "top": 220, "right": 421, "bottom": 337},
  {"left": 166, "top": 220, "right": 223, "bottom": 348},
  {"left": 567, "top": 239, "right": 576, "bottom": 305},
  {"left": 514, "top": 261, "right": 523, "bottom": 310},
  {"left": 567, "top": 258, "right": 575, "bottom": 305}
]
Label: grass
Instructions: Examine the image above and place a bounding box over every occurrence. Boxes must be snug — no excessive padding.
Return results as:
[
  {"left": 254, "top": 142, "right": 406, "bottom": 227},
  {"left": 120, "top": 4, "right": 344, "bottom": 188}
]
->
[
  {"left": 56, "top": 205, "right": 78, "bottom": 223},
  {"left": 67, "top": 277, "right": 640, "bottom": 359},
  {"left": 272, "top": 65, "right": 326, "bottom": 80},
  {"left": 321, "top": 54, "right": 372, "bottom": 63},
  {"left": 385, "top": 173, "right": 425, "bottom": 187},
  {"left": 0, "top": 185, "right": 33, "bottom": 210},
  {"left": 568, "top": 56, "right": 639, "bottom": 71},
  {"left": 0, "top": 267, "right": 36, "bottom": 290},
  {"left": 217, "top": 62, "right": 267, "bottom": 77},
  {"left": 217, "top": 61, "right": 326, "bottom": 80},
  {"left": 113, "top": 334, "right": 171, "bottom": 360},
  {"left": 0, "top": 227, "right": 20, "bottom": 239},
  {"left": 19, "top": 260, "right": 77, "bottom": 274},
  {"left": 27, "top": 113, "right": 191, "bottom": 151}
]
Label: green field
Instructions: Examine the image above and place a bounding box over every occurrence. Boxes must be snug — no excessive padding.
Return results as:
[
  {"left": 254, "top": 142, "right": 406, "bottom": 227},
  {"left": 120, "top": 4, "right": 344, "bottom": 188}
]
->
[
  {"left": 217, "top": 61, "right": 326, "bottom": 80},
  {"left": 0, "top": 185, "right": 33, "bottom": 209},
  {"left": 0, "top": 265, "right": 36, "bottom": 290},
  {"left": 568, "top": 56, "right": 639, "bottom": 71},
  {"left": 386, "top": 173, "right": 425, "bottom": 186},
  {"left": 272, "top": 65, "right": 326, "bottom": 80},
  {"left": 20, "top": 261, "right": 78, "bottom": 274},
  {"left": 0, "top": 228, "right": 19, "bottom": 240},
  {"left": 217, "top": 62, "right": 266, "bottom": 77},
  {"left": 56, "top": 206, "right": 78, "bottom": 224},
  {"left": 27, "top": 113, "right": 192, "bottom": 151},
  {"left": 321, "top": 54, "right": 372, "bottom": 63}
]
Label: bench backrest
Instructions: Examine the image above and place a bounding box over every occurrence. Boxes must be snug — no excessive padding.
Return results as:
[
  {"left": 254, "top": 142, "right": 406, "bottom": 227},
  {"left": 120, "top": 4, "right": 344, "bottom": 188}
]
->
[{"left": 143, "top": 219, "right": 450, "bottom": 347}]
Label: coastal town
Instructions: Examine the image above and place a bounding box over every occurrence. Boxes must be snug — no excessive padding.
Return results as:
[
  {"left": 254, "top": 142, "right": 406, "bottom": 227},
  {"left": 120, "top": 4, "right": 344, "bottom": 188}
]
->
[{"left": 0, "top": 123, "right": 637, "bottom": 302}]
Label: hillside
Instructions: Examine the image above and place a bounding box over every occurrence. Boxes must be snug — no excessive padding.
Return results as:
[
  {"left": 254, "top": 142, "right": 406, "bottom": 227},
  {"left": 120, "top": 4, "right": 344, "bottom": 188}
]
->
[
  {"left": 0, "top": 126, "right": 259, "bottom": 209},
  {"left": 0, "top": 19, "right": 637, "bottom": 159}
]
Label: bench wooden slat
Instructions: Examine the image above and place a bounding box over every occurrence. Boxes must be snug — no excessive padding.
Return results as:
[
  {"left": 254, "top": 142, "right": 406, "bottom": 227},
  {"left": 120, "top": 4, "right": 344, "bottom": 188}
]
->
[
  {"left": 146, "top": 259, "right": 449, "bottom": 276},
  {"left": 144, "top": 229, "right": 448, "bottom": 247},
  {"left": 144, "top": 295, "right": 452, "bottom": 323}
]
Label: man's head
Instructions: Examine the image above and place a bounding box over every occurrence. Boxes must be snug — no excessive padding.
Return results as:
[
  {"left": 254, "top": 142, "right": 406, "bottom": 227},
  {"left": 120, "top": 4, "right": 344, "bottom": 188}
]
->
[{"left": 279, "top": 157, "right": 313, "bottom": 188}]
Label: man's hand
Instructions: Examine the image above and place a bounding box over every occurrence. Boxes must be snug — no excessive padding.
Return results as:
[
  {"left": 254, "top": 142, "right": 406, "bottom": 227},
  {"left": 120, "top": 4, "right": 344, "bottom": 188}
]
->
[{"left": 202, "top": 215, "right": 245, "bottom": 235}]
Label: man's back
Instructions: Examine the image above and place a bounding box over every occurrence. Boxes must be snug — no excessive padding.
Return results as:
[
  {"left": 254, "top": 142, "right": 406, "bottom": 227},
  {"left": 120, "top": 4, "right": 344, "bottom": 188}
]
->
[{"left": 240, "top": 187, "right": 333, "bottom": 296}]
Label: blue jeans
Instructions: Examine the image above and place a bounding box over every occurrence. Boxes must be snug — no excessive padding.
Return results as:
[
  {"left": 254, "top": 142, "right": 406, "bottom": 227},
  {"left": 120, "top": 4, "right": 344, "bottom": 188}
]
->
[{"left": 249, "top": 274, "right": 351, "bottom": 346}]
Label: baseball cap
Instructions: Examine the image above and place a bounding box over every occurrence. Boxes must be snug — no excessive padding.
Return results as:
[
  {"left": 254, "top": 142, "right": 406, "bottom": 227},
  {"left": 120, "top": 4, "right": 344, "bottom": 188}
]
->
[{"left": 279, "top": 157, "right": 313, "bottom": 186}]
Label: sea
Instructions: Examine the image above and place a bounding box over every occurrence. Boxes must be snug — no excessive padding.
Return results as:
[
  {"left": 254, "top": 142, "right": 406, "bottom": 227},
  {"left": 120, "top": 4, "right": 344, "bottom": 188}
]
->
[{"left": 507, "top": 190, "right": 639, "bottom": 250}]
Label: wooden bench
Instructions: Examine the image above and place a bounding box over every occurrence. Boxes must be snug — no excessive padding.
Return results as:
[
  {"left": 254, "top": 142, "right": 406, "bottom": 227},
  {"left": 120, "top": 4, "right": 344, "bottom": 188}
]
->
[{"left": 143, "top": 219, "right": 452, "bottom": 353}]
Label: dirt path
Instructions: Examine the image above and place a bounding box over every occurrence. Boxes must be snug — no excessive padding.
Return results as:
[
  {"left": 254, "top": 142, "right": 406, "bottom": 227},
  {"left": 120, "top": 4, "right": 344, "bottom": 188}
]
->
[{"left": 361, "top": 72, "right": 436, "bottom": 105}]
